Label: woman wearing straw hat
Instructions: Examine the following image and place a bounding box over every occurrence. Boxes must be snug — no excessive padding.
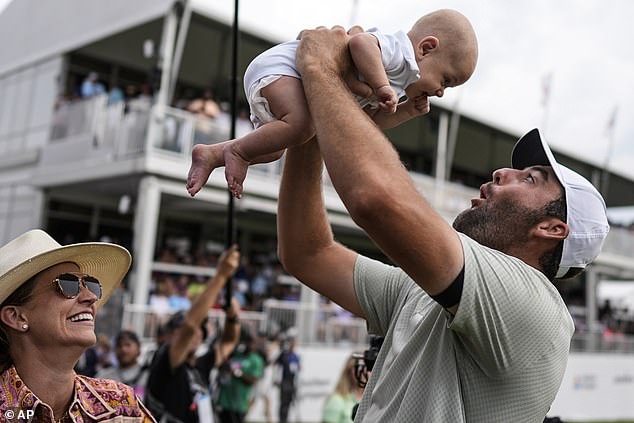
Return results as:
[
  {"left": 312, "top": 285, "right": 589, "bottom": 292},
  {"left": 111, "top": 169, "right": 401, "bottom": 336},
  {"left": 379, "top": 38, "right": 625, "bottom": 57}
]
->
[{"left": 0, "top": 229, "right": 156, "bottom": 422}]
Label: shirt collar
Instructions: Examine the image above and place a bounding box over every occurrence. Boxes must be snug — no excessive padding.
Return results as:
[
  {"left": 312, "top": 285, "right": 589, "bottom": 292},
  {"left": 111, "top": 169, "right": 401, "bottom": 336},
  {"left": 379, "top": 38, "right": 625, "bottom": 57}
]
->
[{"left": 0, "top": 366, "right": 116, "bottom": 421}]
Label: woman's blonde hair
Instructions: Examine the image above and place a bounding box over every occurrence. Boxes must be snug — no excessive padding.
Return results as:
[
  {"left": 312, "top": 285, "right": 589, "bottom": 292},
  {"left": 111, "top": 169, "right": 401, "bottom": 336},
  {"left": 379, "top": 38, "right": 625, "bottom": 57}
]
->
[{"left": 333, "top": 356, "right": 357, "bottom": 396}]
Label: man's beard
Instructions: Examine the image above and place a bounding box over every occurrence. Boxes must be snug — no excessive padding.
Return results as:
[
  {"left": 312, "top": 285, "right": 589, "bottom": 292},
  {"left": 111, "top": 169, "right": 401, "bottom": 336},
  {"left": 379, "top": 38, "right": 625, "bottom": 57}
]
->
[{"left": 453, "top": 196, "right": 542, "bottom": 253}]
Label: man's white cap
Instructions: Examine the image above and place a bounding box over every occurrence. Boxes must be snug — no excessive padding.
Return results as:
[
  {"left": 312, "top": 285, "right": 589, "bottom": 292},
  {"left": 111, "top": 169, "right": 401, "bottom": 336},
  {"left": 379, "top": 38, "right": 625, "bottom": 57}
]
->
[{"left": 512, "top": 128, "right": 610, "bottom": 278}]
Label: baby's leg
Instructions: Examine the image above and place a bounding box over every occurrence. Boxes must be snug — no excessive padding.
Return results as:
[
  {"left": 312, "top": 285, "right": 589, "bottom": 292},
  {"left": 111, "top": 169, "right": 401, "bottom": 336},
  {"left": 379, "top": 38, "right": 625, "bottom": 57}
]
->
[{"left": 224, "top": 76, "right": 314, "bottom": 197}]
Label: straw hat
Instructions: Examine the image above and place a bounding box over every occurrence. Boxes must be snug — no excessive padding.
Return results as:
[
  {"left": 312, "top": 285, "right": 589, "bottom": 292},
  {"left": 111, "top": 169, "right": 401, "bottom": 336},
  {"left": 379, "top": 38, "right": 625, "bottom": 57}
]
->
[{"left": 0, "top": 229, "right": 131, "bottom": 307}]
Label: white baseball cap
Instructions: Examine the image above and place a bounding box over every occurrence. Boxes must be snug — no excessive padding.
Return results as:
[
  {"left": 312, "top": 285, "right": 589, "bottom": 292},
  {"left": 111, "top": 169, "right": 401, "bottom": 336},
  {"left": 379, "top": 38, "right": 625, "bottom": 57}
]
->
[{"left": 512, "top": 128, "right": 610, "bottom": 278}]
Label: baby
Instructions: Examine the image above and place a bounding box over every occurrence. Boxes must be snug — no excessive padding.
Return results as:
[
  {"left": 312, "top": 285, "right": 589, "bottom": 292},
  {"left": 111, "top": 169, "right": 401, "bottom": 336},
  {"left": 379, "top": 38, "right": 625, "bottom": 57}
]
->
[{"left": 187, "top": 9, "right": 478, "bottom": 198}]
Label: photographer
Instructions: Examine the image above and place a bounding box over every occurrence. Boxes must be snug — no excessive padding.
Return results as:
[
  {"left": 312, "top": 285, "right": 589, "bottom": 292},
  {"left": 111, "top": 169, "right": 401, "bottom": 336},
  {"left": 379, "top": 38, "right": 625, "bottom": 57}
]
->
[{"left": 322, "top": 355, "right": 364, "bottom": 423}]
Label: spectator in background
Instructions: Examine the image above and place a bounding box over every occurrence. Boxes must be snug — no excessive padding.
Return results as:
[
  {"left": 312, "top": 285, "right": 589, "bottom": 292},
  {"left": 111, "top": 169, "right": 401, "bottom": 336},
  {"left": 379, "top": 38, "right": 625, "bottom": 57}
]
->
[
  {"left": 248, "top": 332, "right": 279, "bottom": 423},
  {"left": 215, "top": 327, "right": 264, "bottom": 423},
  {"left": 149, "top": 275, "right": 191, "bottom": 314},
  {"left": 187, "top": 89, "right": 221, "bottom": 120},
  {"left": 322, "top": 356, "right": 364, "bottom": 423},
  {"left": 146, "top": 245, "right": 240, "bottom": 423},
  {"left": 80, "top": 71, "right": 105, "bottom": 98},
  {"left": 96, "top": 330, "right": 149, "bottom": 398},
  {"left": 188, "top": 88, "right": 223, "bottom": 145},
  {"left": 276, "top": 334, "right": 300, "bottom": 423},
  {"left": 108, "top": 85, "right": 125, "bottom": 105}
]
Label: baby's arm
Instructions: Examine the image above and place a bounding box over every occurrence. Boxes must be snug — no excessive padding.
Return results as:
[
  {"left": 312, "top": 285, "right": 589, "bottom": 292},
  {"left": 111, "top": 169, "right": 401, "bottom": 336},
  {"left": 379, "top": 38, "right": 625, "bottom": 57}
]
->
[
  {"left": 372, "top": 94, "right": 430, "bottom": 129},
  {"left": 349, "top": 33, "right": 398, "bottom": 113}
]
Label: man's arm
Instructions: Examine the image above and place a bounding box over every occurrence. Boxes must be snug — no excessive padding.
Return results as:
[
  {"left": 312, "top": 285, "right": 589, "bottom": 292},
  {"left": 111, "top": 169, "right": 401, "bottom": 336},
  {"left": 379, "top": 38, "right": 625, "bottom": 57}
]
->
[
  {"left": 277, "top": 139, "right": 364, "bottom": 318},
  {"left": 169, "top": 245, "right": 240, "bottom": 369},
  {"left": 348, "top": 33, "right": 397, "bottom": 113},
  {"left": 296, "top": 27, "right": 464, "bottom": 299}
]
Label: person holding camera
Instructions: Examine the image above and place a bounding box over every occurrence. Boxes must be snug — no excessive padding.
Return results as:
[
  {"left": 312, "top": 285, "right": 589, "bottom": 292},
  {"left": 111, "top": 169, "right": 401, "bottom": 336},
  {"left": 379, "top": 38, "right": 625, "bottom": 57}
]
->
[{"left": 322, "top": 356, "right": 364, "bottom": 423}]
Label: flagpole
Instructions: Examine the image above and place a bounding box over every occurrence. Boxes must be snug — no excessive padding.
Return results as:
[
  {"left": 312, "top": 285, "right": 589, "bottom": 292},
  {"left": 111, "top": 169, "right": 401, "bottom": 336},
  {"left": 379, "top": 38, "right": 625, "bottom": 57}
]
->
[
  {"left": 601, "top": 105, "right": 618, "bottom": 198},
  {"left": 541, "top": 72, "right": 552, "bottom": 137}
]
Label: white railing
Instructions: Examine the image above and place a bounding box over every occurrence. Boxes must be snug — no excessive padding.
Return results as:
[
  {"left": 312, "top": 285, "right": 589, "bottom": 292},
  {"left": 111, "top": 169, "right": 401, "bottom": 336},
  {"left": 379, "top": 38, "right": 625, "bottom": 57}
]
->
[
  {"left": 121, "top": 302, "right": 267, "bottom": 344},
  {"left": 122, "top": 299, "right": 369, "bottom": 347},
  {"left": 47, "top": 97, "right": 634, "bottom": 257},
  {"left": 51, "top": 95, "right": 107, "bottom": 141},
  {"left": 121, "top": 298, "right": 634, "bottom": 353}
]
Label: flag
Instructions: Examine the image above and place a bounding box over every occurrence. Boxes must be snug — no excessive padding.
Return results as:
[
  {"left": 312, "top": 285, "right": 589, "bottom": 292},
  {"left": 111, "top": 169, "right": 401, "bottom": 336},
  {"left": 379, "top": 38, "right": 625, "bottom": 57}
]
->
[
  {"left": 605, "top": 105, "right": 618, "bottom": 138},
  {"left": 541, "top": 73, "right": 553, "bottom": 107}
]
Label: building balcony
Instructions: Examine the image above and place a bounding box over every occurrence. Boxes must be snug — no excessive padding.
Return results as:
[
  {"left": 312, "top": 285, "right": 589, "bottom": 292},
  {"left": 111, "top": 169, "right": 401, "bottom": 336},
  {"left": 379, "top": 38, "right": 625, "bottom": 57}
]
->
[{"left": 39, "top": 94, "right": 634, "bottom": 266}]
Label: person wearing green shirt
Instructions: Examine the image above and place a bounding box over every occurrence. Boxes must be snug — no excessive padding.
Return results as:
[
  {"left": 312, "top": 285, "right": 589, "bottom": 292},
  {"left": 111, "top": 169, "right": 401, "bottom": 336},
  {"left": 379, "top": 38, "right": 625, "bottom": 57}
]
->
[
  {"left": 322, "top": 356, "right": 364, "bottom": 423},
  {"left": 216, "top": 327, "right": 264, "bottom": 423}
]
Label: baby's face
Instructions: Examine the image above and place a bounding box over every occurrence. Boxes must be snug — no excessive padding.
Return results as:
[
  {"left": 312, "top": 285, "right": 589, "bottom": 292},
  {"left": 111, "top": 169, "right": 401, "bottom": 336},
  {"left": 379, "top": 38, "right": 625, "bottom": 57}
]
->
[{"left": 406, "top": 52, "right": 475, "bottom": 100}]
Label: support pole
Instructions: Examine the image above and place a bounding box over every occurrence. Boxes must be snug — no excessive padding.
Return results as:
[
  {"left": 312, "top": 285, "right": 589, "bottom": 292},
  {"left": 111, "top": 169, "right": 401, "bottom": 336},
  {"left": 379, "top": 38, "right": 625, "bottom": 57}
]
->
[
  {"left": 131, "top": 176, "right": 161, "bottom": 335},
  {"left": 224, "top": 0, "right": 240, "bottom": 309}
]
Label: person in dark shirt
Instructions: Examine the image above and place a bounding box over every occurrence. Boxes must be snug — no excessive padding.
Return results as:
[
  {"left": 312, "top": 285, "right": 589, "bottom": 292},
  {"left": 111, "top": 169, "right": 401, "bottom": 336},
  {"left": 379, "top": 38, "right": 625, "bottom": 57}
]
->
[
  {"left": 146, "top": 246, "right": 240, "bottom": 423},
  {"left": 275, "top": 336, "right": 300, "bottom": 423}
]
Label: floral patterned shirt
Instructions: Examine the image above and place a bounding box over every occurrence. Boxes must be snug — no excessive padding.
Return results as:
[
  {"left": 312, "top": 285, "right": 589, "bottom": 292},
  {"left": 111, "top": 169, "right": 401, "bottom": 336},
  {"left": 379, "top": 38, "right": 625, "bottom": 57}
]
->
[{"left": 0, "top": 366, "right": 156, "bottom": 422}]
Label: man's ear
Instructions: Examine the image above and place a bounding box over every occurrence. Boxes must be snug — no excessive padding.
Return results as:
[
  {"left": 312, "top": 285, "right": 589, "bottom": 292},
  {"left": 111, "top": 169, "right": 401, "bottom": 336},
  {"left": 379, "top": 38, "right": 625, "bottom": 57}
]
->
[
  {"left": 534, "top": 217, "right": 569, "bottom": 242},
  {"left": 416, "top": 36, "right": 439, "bottom": 59},
  {"left": 0, "top": 306, "right": 26, "bottom": 331}
]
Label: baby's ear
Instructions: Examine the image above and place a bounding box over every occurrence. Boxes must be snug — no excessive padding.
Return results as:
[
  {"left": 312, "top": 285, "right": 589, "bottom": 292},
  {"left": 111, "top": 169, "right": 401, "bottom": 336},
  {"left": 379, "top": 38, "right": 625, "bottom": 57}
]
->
[{"left": 417, "top": 36, "right": 439, "bottom": 59}]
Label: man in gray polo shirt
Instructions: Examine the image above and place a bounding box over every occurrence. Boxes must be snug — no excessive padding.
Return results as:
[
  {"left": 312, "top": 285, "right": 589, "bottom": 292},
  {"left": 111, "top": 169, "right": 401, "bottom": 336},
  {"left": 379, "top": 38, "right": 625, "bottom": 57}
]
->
[{"left": 276, "top": 27, "right": 610, "bottom": 422}]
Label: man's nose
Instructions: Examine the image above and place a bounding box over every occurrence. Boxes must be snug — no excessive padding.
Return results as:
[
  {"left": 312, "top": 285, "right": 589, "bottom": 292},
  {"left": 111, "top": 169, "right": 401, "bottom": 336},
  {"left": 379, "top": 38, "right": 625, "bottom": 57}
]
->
[
  {"left": 436, "top": 87, "right": 444, "bottom": 97},
  {"left": 492, "top": 168, "right": 514, "bottom": 184}
]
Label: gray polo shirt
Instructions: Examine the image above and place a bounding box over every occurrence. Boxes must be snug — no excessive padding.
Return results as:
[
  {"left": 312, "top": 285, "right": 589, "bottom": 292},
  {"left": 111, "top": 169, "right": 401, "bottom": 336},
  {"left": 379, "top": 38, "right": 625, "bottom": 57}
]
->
[{"left": 353, "top": 234, "right": 574, "bottom": 423}]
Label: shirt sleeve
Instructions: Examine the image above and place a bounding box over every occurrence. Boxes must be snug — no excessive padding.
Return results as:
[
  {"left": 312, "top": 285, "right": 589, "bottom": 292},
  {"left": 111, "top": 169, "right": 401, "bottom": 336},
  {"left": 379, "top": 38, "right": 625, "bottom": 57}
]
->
[
  {"left": 322, "top": 395, "right": 345, "bottom": 423},
  {"left": 353, "top": 255, "right": 412, "bottom": 336},
  {"left": 449, "top": 234, "right": 575, "bottom": 377},
  {"left": 365, "top": 28, "right": 403, "bottom": 74},
  {"left": 244, "top": 353, "right": 264, "bottom": 379}
]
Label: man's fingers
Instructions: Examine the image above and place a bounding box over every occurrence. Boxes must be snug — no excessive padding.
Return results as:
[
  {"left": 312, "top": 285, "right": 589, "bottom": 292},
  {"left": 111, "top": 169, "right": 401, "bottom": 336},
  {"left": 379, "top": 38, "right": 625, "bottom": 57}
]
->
[
  {"left": 347, "top": 25, "right": 364, "bottom": 35},
  {"left": 297, "top": 26, "right": 327, "bottom": 40}
]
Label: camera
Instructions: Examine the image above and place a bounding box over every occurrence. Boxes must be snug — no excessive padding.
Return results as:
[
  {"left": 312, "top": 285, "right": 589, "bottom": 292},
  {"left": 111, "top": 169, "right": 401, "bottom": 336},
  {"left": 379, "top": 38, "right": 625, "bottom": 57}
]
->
[{"left": 352, "top": 335, "right": 384, "bottom": 388}]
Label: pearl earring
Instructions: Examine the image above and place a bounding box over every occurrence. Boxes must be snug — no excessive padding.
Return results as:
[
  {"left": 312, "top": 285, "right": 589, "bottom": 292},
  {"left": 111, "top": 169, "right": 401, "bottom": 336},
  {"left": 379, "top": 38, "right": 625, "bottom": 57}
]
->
[{"left": 22, "top": 324, "right": 28, "bottom": 330}]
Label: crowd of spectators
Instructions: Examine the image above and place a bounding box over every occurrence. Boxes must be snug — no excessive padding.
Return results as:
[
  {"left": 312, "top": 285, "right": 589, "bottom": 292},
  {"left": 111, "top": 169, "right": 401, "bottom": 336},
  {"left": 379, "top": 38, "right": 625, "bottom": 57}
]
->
[
  {"left": 149, "top": 242, "right": 300, "bottom": 314},
  {"left": 75, "top": 316, "right": 303, "bottom": 423}
]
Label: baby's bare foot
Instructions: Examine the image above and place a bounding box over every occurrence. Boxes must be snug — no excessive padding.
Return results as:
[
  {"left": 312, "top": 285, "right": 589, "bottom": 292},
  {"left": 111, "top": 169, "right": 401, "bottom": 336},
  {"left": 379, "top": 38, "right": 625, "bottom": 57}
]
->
[
  {"left": 186, "top": 144, "right": 225, "bottom": 196},
  {"left": 223, "top": 144, "right": 250, "bottom": 199}
]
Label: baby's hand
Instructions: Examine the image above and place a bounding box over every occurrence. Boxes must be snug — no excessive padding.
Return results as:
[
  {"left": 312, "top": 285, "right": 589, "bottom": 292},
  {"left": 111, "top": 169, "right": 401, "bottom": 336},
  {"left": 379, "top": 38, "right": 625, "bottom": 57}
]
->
[
  {"left": 400, "top": 94, "right": 430, "bottom": 117},
  {"left": 375, "top": 85, "right": 398, "bottom": 114}
]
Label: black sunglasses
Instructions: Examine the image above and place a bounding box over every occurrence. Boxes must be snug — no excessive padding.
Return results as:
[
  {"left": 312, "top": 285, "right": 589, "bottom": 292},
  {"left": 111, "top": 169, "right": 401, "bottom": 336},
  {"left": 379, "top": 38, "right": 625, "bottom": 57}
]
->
[{"left": 54, "top": 272, "right": 102, "bottom": 300}]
